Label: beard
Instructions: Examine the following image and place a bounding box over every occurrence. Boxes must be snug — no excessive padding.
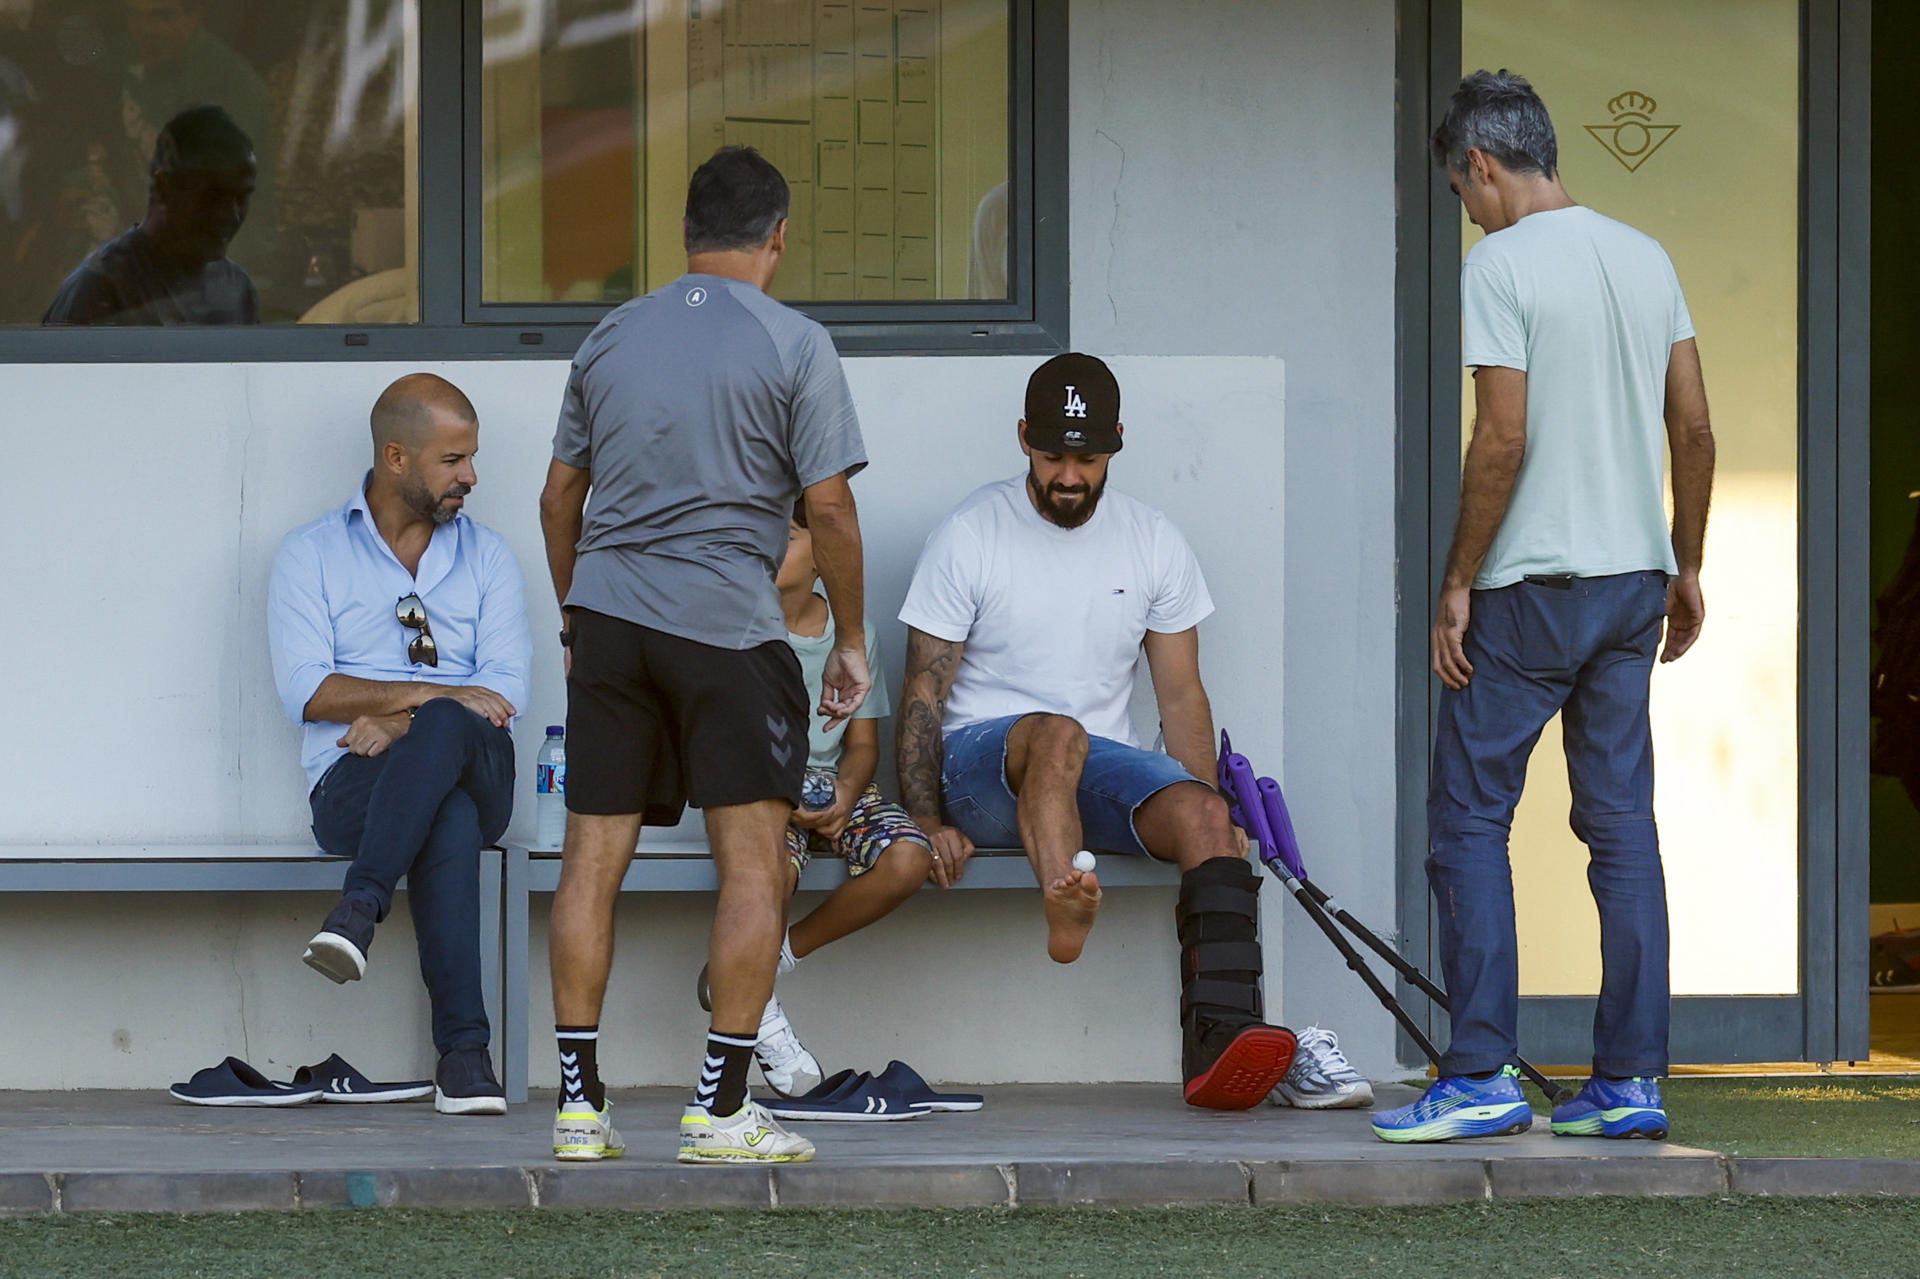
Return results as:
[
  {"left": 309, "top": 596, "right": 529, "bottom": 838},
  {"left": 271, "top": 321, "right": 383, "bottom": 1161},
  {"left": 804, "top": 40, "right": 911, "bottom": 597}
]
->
[
  {"left": 1028, "top": 463, "right": 1105, "bottom": 529},
  {"left": 402, "top": 474, "right": 469, "bottom": 525}
]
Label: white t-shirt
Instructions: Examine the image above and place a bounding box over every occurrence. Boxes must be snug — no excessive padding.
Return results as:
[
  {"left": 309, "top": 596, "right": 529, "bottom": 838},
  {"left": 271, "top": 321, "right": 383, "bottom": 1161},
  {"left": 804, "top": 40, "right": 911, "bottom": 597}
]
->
[
  {"left": 1461, "top": 205, "right": 1693, "bottom": 589},
  {"left": 898, "top": 476, "right": 1214, "bottom": 747}
]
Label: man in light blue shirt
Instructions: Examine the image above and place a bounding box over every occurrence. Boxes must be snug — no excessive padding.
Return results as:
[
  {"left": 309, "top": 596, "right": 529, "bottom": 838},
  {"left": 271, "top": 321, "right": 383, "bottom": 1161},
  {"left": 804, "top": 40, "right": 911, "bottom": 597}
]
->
[
  {"left": 268, "top": 372, "right": 532, "bottom": 1116},
  {"left": 1373, "top": 72, "right": 1718, "bottom": 1148}
]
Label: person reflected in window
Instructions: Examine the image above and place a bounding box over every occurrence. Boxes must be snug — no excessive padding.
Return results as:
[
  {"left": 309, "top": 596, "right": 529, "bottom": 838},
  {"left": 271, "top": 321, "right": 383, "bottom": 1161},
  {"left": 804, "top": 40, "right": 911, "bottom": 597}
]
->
[
  {"left": 117, "top": 0, "right": 275, "bottom": 274},
  {"left": 966, "top": 180, "right": 1007, "bottom": 300},
  {"left": 0, "top": 1, "right": 124, "bottom": 324},
  {"left": 43, "top": 103, "right": 257, "bottom": 325}
]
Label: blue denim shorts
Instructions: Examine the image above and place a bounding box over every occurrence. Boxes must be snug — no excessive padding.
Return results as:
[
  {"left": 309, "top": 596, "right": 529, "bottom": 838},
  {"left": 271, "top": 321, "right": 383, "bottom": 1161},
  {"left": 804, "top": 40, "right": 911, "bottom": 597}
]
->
[{"left": 940, "top": 714, "right": 1201, "bottom": 856}]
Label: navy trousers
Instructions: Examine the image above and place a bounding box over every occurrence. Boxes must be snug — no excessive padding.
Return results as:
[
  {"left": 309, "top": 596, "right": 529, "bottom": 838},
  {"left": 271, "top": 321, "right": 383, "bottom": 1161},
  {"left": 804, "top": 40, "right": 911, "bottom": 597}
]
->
[
  {"left": 1427, "top": 569, "right": 1672, "bottom": 1079},
  {"left": 309, "top": 698, "right": 514, "bottom": 1056}
]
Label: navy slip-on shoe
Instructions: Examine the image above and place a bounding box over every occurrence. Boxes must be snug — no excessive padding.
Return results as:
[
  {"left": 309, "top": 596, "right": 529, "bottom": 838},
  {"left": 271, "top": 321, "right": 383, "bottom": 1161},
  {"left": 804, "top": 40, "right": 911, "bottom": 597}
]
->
[
  {"left": 876, "top": 1059, "right": 984, "bottom": 1112},
  {"left": 303, "top": 894, "right": 378, "bottom": 984},
  {"left": 433, "top": 1045, "right": 507, "bottom": 1116},
  {"left": 293, "top": 1053, "right": 433, "bottom": 1104},
  {"left": 169, "top": 1057, "right": 323, "bottom": 1107}
]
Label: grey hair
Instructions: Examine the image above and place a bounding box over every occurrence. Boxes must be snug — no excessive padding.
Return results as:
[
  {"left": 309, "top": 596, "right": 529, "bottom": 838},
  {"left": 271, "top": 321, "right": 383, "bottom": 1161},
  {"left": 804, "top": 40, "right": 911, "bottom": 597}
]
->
[{"left": 1431, "top": 69, "right": 1557, "bottom": 181}]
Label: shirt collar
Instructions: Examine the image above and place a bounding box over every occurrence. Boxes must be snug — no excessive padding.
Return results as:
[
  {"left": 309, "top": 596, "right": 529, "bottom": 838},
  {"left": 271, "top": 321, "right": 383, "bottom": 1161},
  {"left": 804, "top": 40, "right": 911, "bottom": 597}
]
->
[
  {"left": 347, "top": 471, "right": 376, "bottom": 525},
  {"left": 344, "top": 470, "right": 466, "bottom": 591}
]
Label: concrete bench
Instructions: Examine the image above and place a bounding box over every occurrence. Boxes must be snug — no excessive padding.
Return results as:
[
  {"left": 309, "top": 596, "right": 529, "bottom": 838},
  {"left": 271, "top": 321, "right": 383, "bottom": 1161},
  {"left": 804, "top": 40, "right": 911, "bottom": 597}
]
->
[
  {"left": 0, "top": 844, "right": 508, "bottom": 1082},
  {"left": 500, "top": 843, "right": 1179, "bottom": 1102}
]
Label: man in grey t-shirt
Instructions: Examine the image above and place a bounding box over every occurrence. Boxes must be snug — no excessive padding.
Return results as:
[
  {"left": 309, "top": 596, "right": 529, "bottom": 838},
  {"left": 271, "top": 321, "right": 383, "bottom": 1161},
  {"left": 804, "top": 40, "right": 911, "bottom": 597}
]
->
[{"left": 538, "top": 146, "right": 872, "bottom": 1166}]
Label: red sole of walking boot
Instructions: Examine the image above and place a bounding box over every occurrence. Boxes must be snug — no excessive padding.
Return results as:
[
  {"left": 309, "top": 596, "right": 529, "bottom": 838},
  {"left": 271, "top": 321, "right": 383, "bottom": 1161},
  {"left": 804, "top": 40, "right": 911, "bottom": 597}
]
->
[{"left": 1183, "top": 1027, "right": 1298, "bottom": 1110}]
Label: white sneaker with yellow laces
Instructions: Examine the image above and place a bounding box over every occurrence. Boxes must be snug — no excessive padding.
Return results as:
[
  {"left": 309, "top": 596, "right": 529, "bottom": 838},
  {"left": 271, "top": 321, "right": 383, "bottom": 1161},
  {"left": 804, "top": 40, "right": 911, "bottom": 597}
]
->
[
  {"left": 677, "top": 1099, "right": 815, "bottom": 1164},
  {"left": 553, "top": 1099, "right": 625, "bottom": 1161}
]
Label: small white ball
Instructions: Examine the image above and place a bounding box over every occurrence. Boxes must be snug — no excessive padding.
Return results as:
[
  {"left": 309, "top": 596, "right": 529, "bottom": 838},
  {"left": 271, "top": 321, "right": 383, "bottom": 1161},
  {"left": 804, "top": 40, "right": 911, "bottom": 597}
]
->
[{"left": 1072, "top": 850, "right": 1097, "bottom": 873}]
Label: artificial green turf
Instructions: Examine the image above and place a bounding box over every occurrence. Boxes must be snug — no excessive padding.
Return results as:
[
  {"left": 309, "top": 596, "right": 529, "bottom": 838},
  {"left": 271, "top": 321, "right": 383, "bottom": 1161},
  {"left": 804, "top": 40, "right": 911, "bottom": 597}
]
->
[
  {"left": 1515, "top": 1075, "right": 1920, "bottom": 1158},
  {"left": 3, "top": 1199, "right": 1918, "bottom": 1279}
]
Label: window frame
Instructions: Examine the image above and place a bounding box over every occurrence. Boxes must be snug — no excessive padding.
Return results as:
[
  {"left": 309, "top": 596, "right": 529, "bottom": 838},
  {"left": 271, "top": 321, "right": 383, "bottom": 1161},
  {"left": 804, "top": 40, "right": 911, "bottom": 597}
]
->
[{"left": 0, "top": 0, "right": 1066, "bottom": 363}]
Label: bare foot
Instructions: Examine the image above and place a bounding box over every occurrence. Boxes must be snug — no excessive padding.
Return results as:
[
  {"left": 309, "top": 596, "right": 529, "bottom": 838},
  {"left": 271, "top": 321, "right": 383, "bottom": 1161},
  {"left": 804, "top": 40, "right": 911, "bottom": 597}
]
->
[{"left": 1043, "top": 869, "right": 1103, "bottom": 963}]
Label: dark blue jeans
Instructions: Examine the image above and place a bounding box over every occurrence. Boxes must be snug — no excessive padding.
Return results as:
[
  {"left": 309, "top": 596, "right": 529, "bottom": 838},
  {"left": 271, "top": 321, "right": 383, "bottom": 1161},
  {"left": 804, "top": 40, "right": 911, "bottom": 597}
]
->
[
  {"left": 1427, "top": 570, "right": 1672, "bottom": 1079},
  {"left": 309, "top": 698, "right": 515, "bottom": 1056}
]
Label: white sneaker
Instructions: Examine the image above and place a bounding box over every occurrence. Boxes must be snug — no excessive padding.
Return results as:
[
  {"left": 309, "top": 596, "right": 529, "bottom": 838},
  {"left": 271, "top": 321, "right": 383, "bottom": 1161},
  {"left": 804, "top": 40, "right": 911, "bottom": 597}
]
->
[
  {"left": 678, "top": 1099, "right": 815, "bottom": 1164},
  {"left": 755, "top": 995, "right": 823, "bottom": 1098},
  {"left": 553, "top": 1099, "right": 625, "bottom": 1161},
  {"left": 1268, "top": 1025, "right": 1375, "bottom": 1109}
]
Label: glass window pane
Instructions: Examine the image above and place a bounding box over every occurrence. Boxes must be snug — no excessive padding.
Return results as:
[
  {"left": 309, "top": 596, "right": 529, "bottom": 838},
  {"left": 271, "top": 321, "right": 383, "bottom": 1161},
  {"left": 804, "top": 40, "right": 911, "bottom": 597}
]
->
[
  {"left": 0, "top": 0, "right": 418, "bottom": 327},
  {"left": 1460, "top": 0, "right": 1801, "bottom": 998},
  {"left": 480, "top": 0, "right": 1011, "bottom": 306}
]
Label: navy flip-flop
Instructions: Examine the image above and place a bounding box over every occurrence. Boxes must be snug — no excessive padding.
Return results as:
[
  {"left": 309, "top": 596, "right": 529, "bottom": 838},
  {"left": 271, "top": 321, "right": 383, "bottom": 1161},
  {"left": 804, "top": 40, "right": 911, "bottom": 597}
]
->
[
  {"left": 169, "top": 1057, "right": 323, "bottom": 1107},
  {"left": 876, "top": 1059, "right": 984, "bottom": 1112},
  {"left": 292, "top": 1053, "right": 434, "bottom": 1103},
  {"left": 769, "top": 1069, "right": 925, "bottom": 1121}
]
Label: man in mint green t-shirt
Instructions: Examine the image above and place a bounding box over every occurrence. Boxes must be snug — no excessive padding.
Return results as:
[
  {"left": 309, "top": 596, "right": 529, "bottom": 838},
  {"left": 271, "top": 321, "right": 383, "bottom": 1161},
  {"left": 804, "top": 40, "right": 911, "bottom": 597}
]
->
[
  {"left": 694, "top": 506, "right": 938, "bottom": 1098},
  {"left": 1373, "top": 70, "right": 1717, "bottom": 1148}
]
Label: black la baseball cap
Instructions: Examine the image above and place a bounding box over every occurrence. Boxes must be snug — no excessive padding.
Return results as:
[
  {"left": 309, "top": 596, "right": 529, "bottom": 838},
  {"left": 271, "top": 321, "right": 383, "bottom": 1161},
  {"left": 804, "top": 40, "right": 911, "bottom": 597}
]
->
[{"left": 1024, "top": 353, "right": 1122, "bottom": 454}]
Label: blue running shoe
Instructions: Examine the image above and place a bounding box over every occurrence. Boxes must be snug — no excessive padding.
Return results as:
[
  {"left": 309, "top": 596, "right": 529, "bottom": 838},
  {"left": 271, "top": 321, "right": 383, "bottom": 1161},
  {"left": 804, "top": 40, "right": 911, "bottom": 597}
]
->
[
  {"left": 1371, "top": 1066, "right": 1533, "bottom": 1143},
  {"left": 1550, "top": 1076, "right": 1668, "bottom": 1139}
]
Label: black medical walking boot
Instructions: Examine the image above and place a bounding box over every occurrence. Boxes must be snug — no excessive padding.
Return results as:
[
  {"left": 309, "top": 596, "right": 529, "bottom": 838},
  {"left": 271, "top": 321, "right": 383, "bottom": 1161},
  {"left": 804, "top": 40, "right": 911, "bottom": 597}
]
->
[{"left": 1177, "top": 855, "right": 1297, "bottom": 1109}]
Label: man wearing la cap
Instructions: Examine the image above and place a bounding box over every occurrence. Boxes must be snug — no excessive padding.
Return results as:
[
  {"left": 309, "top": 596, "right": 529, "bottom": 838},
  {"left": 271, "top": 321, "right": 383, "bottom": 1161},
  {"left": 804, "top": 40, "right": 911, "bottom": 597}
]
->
[{"left": 894, "top": 353, "right": 1299, "bottom": 1110}]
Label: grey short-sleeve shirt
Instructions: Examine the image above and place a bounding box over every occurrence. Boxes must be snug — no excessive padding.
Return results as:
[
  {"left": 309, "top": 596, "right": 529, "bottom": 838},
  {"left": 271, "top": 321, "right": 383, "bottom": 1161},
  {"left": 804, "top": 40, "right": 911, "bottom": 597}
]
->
[{"left": 554, "top": 274, "right": 867, "bottom": 649}]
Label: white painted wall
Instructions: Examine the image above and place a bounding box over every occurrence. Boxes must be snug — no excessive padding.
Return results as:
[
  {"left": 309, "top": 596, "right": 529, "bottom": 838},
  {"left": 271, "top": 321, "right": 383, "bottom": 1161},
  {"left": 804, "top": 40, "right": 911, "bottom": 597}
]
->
[
  {"left": 1069, "top": 0, "right": 1403, "bottom": 1075},
  {"left": 0, "top": 0, "right": 1403, "bottom": 1089}
]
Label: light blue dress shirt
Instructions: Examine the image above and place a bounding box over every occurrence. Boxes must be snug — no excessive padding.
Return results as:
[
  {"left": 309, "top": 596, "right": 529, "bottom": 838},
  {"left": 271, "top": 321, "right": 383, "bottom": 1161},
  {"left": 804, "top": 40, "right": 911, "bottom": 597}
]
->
[{"left": 268, "top": 476, "right": 534, "bottom": 794}]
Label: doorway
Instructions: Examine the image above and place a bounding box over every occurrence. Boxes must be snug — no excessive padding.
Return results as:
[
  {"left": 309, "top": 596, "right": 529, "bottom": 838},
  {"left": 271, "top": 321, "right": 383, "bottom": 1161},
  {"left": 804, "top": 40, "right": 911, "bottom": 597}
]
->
[
  {"left": 1868, "top": 0, "right": 1920, "bottom": 1065},
  {"left": 1397, "top": 0, "right": 1870, "bottom": 1068}
]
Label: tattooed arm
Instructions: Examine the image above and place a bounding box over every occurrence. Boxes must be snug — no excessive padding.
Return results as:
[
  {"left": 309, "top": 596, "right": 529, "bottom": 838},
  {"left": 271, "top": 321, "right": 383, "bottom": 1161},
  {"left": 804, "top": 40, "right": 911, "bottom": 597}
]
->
[{"left": 897, "top": 626, "right": 975, "bottom": 886}]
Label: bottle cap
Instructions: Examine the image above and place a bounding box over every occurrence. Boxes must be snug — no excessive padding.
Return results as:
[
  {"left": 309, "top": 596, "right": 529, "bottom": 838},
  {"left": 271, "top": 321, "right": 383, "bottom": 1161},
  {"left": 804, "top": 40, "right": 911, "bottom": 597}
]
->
[{"left": 546, "top": 725, "right": 564, "bottom": 736}]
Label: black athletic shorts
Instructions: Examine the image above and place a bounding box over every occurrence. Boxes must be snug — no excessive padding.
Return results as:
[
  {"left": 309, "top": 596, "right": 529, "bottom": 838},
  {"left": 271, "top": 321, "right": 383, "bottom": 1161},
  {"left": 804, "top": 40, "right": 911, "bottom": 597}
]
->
[{"left": 564, "top": 608, "right": 808, "bottom": 822}]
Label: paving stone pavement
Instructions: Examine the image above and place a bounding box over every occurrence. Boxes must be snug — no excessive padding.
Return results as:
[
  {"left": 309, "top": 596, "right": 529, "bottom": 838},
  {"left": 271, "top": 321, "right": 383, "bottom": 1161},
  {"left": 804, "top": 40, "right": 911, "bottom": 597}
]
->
[{"left": 0, "top": 1084, "right": 1909, "bottom": 1214}]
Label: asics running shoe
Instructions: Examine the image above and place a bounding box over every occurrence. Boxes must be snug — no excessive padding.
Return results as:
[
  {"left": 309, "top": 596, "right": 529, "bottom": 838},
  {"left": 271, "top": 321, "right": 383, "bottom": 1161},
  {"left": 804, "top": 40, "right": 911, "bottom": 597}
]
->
[
  {"left": 1550, "top": 1075, "right": 1668, "bottom": 1140},
  {"left": 1268, "top": 1025, "right": 1375, "bottom": 1109},
  {"left": 1371, "top": 1066, "right": 1532, "bottom": 1143}
]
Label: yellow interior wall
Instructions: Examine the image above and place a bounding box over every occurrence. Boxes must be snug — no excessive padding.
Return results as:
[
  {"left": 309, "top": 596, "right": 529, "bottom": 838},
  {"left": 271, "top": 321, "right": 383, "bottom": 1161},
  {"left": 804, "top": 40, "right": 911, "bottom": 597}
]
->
[
  {"left": 480, "top": 5, "right": 547, "bottom": 302},
  {"left": 400, "top": 1, "right": 422, "bottom": 322},
  {"left": 937, "top": 2, "right": 1010, "bottom": 296},
  {"left": 488, "top": 1, "right": 1006, "bottom": 302},
  {"left": 1459, "top": 0, "right": 1800, "bottom": 997}
]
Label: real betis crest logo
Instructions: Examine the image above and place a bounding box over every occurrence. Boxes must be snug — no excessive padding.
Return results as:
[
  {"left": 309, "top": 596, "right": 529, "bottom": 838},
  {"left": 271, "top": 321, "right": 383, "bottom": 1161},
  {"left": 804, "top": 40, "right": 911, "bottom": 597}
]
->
[{"left": 1585, "top": 91, "right": 1679, "bottom": 173}]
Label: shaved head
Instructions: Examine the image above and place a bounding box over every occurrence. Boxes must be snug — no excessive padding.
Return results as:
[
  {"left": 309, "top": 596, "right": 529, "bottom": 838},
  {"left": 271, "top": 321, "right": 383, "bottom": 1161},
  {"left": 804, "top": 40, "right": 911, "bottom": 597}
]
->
[{"left": 370, "top": 373, "right": 478, "bottom": 453}]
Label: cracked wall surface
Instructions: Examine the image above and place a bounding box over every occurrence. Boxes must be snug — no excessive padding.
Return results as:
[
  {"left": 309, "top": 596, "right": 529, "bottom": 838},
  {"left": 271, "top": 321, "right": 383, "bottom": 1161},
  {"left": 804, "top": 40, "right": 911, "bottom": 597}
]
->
[{"left": 1069, "top": 0, "right": 1401, "bottom": 1074}]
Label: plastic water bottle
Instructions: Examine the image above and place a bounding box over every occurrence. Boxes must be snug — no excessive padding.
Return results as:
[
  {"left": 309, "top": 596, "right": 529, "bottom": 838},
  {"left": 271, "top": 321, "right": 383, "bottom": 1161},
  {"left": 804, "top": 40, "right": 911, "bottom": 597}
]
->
[
  {"left": 536, "top": 726, "right": 567, "bottom": 850},
  {"left": 800, "top": 767, "right": 836, "bottom": 810}
]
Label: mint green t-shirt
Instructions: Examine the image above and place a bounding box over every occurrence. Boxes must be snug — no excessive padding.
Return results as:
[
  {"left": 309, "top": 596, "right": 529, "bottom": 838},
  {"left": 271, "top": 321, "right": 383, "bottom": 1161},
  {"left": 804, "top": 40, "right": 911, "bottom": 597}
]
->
[
  {"left": 785, "top": 612, "right": 889, "bottom": 773},
  {"left": 1461, "top": 205, "right": 1693, "bottom": 589}
]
